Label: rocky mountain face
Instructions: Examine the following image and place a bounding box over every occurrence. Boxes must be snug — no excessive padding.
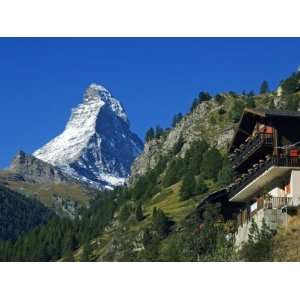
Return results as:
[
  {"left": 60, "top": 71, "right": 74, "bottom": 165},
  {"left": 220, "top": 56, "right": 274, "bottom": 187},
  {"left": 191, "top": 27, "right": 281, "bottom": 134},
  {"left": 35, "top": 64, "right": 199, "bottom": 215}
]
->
[
  {"left": 10, "top": 150, "right": 74, "bottom": 184},
  {"left": 2, "top": 150, "right": 96, "bottom": 218},
  {"left": 34, "top": 84, "right": 144, "bottom": 189},
  {"left": 131, "top": 97, "right": 236, "bottom": 181}
]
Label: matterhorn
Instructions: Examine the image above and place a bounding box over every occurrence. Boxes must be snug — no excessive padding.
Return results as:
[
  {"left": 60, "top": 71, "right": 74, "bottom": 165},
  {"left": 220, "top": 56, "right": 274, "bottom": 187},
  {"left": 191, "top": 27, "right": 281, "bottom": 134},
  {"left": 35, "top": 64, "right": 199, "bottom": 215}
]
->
[{"left": 34, "top": 84, "right": 144, "bottom": 189}]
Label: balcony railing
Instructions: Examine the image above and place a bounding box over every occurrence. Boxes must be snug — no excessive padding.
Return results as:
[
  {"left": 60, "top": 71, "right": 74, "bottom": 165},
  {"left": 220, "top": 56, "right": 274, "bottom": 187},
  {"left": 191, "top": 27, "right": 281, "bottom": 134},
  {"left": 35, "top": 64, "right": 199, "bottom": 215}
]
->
[
  {"left": 230, "top": 133, "right": 273, "bottom": 169},
  {"left": 228, "top": 156, "right": 300, "bottom": 200},
  {"left": 264, "top": 197, "right": 293, "bottom": 209}
]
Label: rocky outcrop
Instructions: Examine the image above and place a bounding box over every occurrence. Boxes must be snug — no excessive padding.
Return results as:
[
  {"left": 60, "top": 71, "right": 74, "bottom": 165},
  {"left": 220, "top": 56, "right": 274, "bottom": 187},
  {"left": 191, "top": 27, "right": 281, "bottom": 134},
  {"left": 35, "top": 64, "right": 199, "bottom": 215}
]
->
[
  {"left": 131, "top": 97, "right": 235, "bottom": 182},
  {"left": 10, "top": 150, "right": 74, "bottom": 184}
]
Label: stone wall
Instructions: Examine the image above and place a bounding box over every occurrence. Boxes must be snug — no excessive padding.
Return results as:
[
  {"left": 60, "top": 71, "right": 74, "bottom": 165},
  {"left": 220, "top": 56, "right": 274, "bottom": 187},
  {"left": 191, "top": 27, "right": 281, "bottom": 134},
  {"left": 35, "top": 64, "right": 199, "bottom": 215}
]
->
[{"left": 235, "top": 208, "right": 288, "bottom": 248}]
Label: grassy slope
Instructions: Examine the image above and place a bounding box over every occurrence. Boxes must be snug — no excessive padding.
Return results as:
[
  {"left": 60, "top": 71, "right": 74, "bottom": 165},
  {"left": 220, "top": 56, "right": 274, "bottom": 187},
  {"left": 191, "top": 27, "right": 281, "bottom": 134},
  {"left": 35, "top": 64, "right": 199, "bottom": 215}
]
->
[
  {"left": 0, "top": 171, "right": 95, "bottom": 209},
  {"left": 73, "top": 182, "right": 197, "bottom": 261},
  {"left": 272, "top": 211, "right": 300, "bottom": 261}
]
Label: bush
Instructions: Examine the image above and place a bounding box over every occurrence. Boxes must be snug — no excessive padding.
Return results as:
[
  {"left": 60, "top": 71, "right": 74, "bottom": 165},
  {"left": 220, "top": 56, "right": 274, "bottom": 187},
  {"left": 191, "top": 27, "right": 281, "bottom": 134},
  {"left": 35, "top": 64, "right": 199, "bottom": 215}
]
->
[{"left": 239, "top": 219, "right": 274, "bottom": 261}]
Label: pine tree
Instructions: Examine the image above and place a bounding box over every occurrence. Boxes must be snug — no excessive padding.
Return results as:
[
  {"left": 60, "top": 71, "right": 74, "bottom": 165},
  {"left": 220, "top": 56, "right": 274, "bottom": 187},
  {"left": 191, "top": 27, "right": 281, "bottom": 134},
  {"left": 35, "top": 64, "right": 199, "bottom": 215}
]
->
[
  {"left": 218, "top": 162, "right": 234, "bottom": 186},
  {"left": 190, "top": 98, "right": 199, "bottom": 112},
  {"left": 260, "top": 80, "right": 269, "bottom": 94},
  {"left": 215, "top": 94, "right": 225, "bottom": 104},
  {"left": 172, "top": 135, "right": 184, "bottom": 155},
  {"left": 201, "top": 148, "right": 223, "bottom": 180},
  {"left": 172, "top": 113, "right": 183, "bottom": 127},
  {"left": 135, "top": 202, "right": 144, "bottom": 222},
  {"left": 145, "top": 128, "right": 155, "bottom": 142},
  {"left": 180, "top": 172, "right": 196, "bottom": 200},
  {"left": 163, "top": 160, "right": 180, "bottom": 187},
  {"left": 152, "top": 208, "right": 173, "bottom": 238},
  {"left": 64, "top": 248, "right": 74, "bottom": 262},
  {"left": 196, "top": 178, "right": 208, "bottom": 194},
  {"left": 80, "top": 241, "right": 93, "bottom": 262},
  {"left": 119, "top": 204, "right": 131, "bottom": 223},
  {"left": 247, "top": 90, "right": 255, "bottom": 97},
  {"left": 155, "top": 126, "right": 164, "bottom": 138},
  {"left": 198, "top": 91, "right": 212, "bottom": 102}
]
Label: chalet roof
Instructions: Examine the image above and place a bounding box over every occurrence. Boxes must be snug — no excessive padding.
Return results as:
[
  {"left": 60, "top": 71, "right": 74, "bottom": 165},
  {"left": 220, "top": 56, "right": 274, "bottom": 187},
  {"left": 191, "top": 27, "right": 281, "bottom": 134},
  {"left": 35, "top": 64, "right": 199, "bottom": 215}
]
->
[
  {"left": 196, "top": 189, "right": 228, "bottom": 209},
  {"left": 229, "top": 108, "right": 300, "bottom": 152}
]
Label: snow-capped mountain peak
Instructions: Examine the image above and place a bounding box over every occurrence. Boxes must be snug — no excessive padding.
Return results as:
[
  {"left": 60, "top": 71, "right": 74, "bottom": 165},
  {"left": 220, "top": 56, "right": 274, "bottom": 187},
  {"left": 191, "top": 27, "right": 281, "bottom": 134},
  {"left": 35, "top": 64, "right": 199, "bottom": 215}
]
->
[{"left": 34, "top": 84, "right": 143, "bottom": 189}]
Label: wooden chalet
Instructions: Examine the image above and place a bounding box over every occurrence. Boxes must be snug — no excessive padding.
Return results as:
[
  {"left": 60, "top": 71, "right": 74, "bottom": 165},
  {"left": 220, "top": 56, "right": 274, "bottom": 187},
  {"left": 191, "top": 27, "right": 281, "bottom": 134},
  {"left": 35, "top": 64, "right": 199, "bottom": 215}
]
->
[{"left": 197, "top": 108, "right": 300, "bottom": 245}]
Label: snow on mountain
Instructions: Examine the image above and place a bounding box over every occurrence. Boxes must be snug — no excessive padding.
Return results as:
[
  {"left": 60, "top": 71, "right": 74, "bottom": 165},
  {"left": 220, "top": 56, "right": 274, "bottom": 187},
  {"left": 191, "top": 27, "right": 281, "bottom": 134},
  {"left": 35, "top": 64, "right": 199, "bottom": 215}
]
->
[{"left": 34, "top": 83, "right": 144, "bottom": 189}]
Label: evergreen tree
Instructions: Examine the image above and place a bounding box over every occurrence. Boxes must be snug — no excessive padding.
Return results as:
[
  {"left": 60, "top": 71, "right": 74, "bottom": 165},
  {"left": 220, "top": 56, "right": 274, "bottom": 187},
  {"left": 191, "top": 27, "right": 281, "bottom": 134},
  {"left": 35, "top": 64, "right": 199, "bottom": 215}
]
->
[
  {"left": 190, "top": 98, "right": 199, "bottom": 112},
  {"left": 64, "top": 248, "right": 74, "bottom": 262},
  {"left": 163, "top": 160, "right": 180, "bottom": 187},
  {"left": 155, "top": 126, "right": 164, "bottom": 138},
  {"left": 119, "top": 204, "right": 131, "bottom": 223},
  {"left": 269, "top": 98, "right": 276, "bottom": 110},
  {"left": 230, "top": 99, "right": 246, "bottom": 123},
  {"left": 183, "top": 140, "right": 208, "bottom": 176},
  {"left": 145, "top": 128, "right": 155, "bottom": 142},
  {"left": 201, "top": 148, "right": 223, "bottom": 180},
  {"left": 281, "top": 71, "right": 300, "bottom": 94},
  {"left": 215, "top": 94, "right": 225, "bottom": 104},
  {"left": 80, "top": 241, "right": 93, "bottom": 262},
  {"left": 239, "top": 220, "right": 274, "bottom": 261},
  {"left": 172, "top": 113, "right": 183, "bottom": 127},
  {"left": 172, "top": 135, "right": 184, "bottom": 155},
  {"left": 260, "top": 80, "right": 269, "bottom": 94},
  {"left": 218, "top": 162, "right": 234, "bottom": 186},
  {"left": 180, "top": 172, "right": 196, "bottom": 200},
  {"left": 246, "top": 96, "right": 256, "bottom": 108},
  {"left": 247, "top": 90, "right": 255, "bottom": 97},
  {"left": 285, "top": 95, "right": 300, "bottom": 111},
  {"left": 196, "top": 178, "right": 208, "bottom": 194},
  {"left": 135, "top": 202, "right": 144, "bottom": 222},
  {"left": 198, "top": 91, "right": 212, "bottom": 102},
  {"left": 152, "top": 208, "right": 173, "bottom": 238}
]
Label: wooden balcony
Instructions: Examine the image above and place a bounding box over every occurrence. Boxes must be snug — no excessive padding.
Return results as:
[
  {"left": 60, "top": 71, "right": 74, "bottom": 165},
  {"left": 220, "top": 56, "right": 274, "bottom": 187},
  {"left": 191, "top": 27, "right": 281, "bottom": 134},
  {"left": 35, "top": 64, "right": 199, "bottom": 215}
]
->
[
  {"left": 264, "top": 197, "right": 293, "bottom": 209},
  {"left": 228, "top": 156, "right": 300, "bottom": 202},
  {"left": 229, "top": 133, "right": 273, "bottom": 170}
]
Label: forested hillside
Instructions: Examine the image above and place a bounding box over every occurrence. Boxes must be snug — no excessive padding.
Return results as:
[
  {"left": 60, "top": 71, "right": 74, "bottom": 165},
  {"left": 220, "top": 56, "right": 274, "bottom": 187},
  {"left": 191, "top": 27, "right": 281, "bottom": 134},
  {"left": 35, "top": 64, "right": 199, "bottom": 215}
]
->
[
  {"left": 0, "top": 185, "right": 54, "bottom": 241},
  {"left": 1, "top": 71, "right": 300, "bottom": 261}
]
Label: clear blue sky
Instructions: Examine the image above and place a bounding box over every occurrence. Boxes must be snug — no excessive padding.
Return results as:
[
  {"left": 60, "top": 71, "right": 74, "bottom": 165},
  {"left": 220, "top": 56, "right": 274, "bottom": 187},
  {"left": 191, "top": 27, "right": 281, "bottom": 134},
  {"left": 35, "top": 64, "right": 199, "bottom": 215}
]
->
[{"left": 1, "top": 38, "right": 300, "bottom": 168}]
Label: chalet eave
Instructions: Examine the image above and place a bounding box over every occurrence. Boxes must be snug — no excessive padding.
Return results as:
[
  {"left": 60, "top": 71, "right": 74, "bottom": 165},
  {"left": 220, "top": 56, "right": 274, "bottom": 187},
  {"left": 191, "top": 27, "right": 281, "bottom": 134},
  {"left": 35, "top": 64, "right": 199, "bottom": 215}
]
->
[{"left": 229, "top": 166, "right": 300, "bottom": 202}]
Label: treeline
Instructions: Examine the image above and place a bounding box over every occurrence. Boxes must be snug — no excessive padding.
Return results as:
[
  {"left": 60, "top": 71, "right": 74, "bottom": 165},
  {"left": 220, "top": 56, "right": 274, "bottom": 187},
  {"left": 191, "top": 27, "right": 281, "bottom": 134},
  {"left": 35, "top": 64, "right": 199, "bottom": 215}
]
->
[
  {"left": 144, "top": 80, "right": 275, "bottom": 143},
  {"left": 0, "top": 185, "right": 54, "bottom": 241},
  {"left": 163, "top": 139, "right": 234, "bottom": 200}
]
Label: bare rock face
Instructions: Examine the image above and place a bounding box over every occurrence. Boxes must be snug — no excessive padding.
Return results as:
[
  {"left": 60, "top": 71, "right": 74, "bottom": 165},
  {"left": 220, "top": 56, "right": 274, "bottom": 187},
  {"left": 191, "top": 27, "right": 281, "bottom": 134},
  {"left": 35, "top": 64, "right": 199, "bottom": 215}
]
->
[
  {"left": 130, "top": 98, "right": 235, "bottom": 182},
  {"left": 10, "top": 150, "right": 74, "bottom": 184}
]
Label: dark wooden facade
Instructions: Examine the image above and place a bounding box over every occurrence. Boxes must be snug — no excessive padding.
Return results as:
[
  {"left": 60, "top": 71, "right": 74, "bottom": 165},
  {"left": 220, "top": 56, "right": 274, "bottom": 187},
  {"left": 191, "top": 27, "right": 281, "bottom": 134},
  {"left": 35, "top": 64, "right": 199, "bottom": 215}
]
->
[
  {"left": 229, "top": 108, "right": 300, "bottom": 174},
  {"left": 196, "top": 109, "right": 300, "bottom": 227}
]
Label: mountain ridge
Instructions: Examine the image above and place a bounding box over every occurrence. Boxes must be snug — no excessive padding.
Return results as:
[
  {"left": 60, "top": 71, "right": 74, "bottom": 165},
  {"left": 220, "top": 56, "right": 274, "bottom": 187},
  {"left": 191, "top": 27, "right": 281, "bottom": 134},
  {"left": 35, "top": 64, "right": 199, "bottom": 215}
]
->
[{"left": 34, "top": 84, "right": 144, "bottom": 189}]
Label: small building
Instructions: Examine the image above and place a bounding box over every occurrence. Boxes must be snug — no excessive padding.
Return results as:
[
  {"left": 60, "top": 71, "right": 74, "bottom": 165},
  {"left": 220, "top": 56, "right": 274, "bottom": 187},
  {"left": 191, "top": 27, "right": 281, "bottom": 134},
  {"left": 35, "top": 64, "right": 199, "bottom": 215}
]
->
[{"left": 199, "top": 108, "right": 300, "bottom": 247}]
